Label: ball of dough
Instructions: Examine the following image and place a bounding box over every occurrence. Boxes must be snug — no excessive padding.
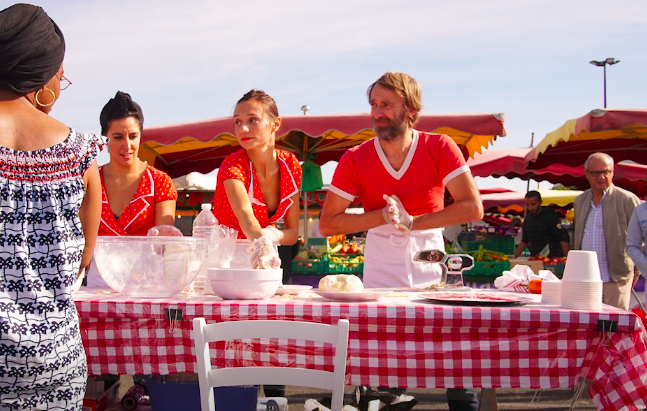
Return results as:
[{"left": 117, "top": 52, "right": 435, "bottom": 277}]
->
[{"left": 318, "top": 274, "right": 364, "bottom": 292}]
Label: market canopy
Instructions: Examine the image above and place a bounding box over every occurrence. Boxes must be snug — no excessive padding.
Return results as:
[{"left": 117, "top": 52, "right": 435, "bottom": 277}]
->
[
  {"left": 524, "top": 109, "right": 647, "bottom": 170},
  {"left": 468, "top": 147, "right": 647, "bottom": 196},
  {"left": 481, "top": 189, "right": 582, "bottom": 215},
  {"left": 139, "top": 113, "right": 506, "bottom": 178}
]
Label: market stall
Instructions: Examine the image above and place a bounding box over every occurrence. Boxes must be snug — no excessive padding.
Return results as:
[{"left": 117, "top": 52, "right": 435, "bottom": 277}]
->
[
  {"left": 480, "top": 189, "right": 582, "bottom": 216},
  {"left": 524, "top": 108, "right": 647, "bottom": 170},
  {"left": 468, "top": 147, "right": 647, "bottom": 196},
  {"left": 74, "top": 290, "right": 647, "bottom": 411},
  {"left": 138, "top": 113, "right": 506, "bottom": 178}
]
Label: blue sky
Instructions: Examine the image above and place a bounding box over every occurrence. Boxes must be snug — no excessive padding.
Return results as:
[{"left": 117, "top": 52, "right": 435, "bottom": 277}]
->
[{"left": 27, "top": 0, "right": 647, "bottom": 191}]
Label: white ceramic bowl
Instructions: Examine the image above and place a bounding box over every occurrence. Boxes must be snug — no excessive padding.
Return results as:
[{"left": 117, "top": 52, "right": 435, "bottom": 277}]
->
[
  {"left": 208, "top": 268, "right": 283, "bottom": 300},
  {"left": 93, "top": 236, "right": 208, "bottom": 297}
]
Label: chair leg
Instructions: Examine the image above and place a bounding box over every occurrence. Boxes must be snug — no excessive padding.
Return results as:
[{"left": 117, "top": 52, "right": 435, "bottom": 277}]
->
[{"left": 478, "top": 388, "right": 497, "bottom": 411}]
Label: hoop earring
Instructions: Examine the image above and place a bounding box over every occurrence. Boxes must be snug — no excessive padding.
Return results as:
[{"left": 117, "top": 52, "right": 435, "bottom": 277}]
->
[{"left": 35, "top": 87, "right": 56, "bottom": 107}]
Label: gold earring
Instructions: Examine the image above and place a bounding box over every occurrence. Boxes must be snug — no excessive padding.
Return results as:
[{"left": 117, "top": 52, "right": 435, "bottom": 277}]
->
[{"left": 35, "top": 87, "right": 56, "bottom": 107}]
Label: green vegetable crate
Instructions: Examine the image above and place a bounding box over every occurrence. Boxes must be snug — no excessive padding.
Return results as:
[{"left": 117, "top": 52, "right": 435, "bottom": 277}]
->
[
  {"left": 328, "top": 261, "right": 363, "bottom": 274},
  {"left": 463, "top": 261, "right": 511, "bottom": 279},
  {"left": 461, "top": 235, "right": 515, "bottom": 255},
  {"left": 292, "top": 259, "right": 329, "bottom": 274}
]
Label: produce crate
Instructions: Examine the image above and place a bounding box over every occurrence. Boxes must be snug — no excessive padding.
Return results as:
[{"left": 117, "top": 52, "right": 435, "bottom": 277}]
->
[
  {"left": 461, "top": 235, "right": 516, "bottom": 255},
  {"left": 292, "top": 259, "right": 329, "bottom": 274},
  {"left": 543, "top": 263, "right": 565, "bottom": 278},
  {"left": 464, "top": 261, "right": 511, "bottom": 278},
  {"left": 328, "top": 262, "right": 363, "bottom": 274}
]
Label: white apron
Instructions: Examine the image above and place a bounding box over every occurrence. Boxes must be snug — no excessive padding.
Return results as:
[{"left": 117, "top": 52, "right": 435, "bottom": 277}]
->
[{"left": 363, "top": 225, "right": 444, "bottom": 289}]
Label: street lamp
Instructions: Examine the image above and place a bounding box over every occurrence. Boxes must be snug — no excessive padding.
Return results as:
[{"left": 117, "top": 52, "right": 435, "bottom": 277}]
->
[
  {"left": 589, "top": 57, "right": 620, "bottom": 108},
  {"left": 301, "top": 105, "right": 310, "bottom": 115}
]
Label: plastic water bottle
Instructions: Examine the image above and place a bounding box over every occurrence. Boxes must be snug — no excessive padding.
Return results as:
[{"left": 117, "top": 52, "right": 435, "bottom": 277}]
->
[
  {"left": 191, "top": 203, "right": 217, "bottom": 294},
  {"left": 193, "top": 203, "right": 218, "bottom": 239}
]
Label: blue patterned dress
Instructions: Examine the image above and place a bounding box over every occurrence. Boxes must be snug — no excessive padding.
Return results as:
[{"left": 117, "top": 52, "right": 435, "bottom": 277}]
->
[{"left": 0, "top": 130, "right": 104, "bottom": 410}]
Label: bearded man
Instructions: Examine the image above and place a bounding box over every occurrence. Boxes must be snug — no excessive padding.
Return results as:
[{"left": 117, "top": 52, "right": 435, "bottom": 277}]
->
[{"left": 320, "top": 72, "right": 483, "bottom": 411}]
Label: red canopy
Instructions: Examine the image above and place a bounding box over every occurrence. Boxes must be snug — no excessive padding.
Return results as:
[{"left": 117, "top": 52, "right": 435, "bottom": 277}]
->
[
  {"left": 524, "top": 109, "right": 647, "bottom": 169},
  {"left": 468, "top": 147, "right": 647, "bottom": 196},
  {"left": 480, "top": 189, "right": 580, "bottom": 216},
  {"left": 139, "top": 113, "right": 506, "bottom": 178}
]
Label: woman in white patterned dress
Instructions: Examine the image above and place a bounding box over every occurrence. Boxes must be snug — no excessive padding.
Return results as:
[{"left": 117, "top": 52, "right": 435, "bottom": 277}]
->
[{"left": 0, "top": 4, "right": 103, "bottom": 410}]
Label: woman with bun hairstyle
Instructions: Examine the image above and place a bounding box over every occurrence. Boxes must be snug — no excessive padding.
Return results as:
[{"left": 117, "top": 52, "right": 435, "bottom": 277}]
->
[
  {"left": 213, "top": 89, "right": 302, "bottom": 270},
  {"left": 85, "top": 91, "right": 178, "bottom": 288},
  {"left": 0, "top": 4, "right": 104, "bottom": 409}
]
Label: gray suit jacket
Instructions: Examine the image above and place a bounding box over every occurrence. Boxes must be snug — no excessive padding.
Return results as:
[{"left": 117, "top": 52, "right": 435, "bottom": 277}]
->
[{"left": 573, "top": 184, "right": 640, "bottom": 282}]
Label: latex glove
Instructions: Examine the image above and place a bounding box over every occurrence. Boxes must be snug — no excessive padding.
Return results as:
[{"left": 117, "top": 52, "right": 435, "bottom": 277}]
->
[
  {"left": 249, "top": 236, "right": 282, "bottom": 269},
  {"left": 260, "top": 226, "right": 283, "bottom": 244},
  {"left": 382, "top": 194, "right": 413, "bottom": 235},
  {"left": 147, "top": 225, "right": 184, "bottom": 237}
]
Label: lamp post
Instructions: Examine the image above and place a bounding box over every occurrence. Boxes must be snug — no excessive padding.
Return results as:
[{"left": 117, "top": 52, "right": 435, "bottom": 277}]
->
[{"left": 589, "top": 57, "right": 620, "bottom": 108}]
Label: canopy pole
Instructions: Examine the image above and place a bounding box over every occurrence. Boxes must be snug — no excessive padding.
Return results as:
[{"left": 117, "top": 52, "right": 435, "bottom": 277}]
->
[
  {"left": 303, "top": 192, "right": 308, "bottom": 242},
  {"left": 527, "top": 132, "right": 535, "bottom": 192}
]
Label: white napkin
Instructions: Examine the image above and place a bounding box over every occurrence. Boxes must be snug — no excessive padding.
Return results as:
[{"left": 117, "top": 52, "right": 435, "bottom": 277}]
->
[
  {"left": 494, "top": 264, "right": 544, "bottom": 293},
  {"left": 538, "top": 269, "right": 561, "bottom": 282}
]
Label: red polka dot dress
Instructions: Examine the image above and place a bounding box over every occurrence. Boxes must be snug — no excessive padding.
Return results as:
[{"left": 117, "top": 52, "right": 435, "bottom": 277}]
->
[
  {"left": 214, "top": 149, "right": 302, "bottom": 238},
  {"left": 98, "top": 164, "right": 178, "bottom": 236}
]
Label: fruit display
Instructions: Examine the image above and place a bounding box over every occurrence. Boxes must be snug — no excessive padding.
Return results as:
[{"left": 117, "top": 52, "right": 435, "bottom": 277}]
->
[
  {"left": 293, "top": 239, "right": 365, "bottom": 275},
  {"left": 329, "top": 255, "right": 364, "bottom": 267},
  {"left": 527, "top": 255, "right": 567, "bottom": 265},
  {"left": 330, "top": 241, "right": 363, "bottom": 255},
  {"left": 294, "top": 245, "right": 325, "bottom": 261},
  {"left": 464, "top": 245, "right": 510, "bottom": 262}
]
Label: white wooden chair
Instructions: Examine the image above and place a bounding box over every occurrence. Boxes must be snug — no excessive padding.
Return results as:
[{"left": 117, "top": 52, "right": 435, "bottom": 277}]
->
[{"left": 192, "top": 318, "right": 350, "bottom": 411}]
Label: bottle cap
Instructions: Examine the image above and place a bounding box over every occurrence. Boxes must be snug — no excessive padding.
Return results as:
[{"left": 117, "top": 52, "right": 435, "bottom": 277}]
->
[{"left": 201, "top": 203, "right": 212, "bottom": 211}]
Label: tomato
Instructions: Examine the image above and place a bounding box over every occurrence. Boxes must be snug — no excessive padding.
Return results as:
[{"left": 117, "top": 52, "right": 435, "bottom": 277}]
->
[
  {"left": 528, "top": 279, "right": 543, "bottom": 294},
  {"left": 543, "top": 257, "right": 551, "bottom": 263}
]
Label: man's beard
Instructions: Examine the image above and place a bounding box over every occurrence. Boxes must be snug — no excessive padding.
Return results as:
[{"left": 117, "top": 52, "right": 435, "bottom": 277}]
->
[{"left": 373, "top": 109, "right": 408, "bottom": 141}]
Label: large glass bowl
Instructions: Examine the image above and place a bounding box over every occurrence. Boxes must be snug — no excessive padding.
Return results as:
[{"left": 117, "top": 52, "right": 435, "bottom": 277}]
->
[{"left": 93, "top": 236, "right": 208, "bottom": 297}]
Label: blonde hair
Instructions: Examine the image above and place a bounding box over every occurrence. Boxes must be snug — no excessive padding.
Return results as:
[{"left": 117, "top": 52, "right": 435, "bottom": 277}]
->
[{"left": 367, "top": 72, "right": 422, "bottom": 127}]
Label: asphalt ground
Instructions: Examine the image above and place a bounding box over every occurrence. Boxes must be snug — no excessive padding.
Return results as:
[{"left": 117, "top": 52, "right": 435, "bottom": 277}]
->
[
  {"left": 278, "top": 386, "right": 597, "bottom": 411},
  {"left": 117, "top": 376, "right": 598, "bottom": 410}
]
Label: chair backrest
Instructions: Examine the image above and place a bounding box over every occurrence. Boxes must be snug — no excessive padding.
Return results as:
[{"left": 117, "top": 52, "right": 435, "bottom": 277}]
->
[{"left": 193, "top": 318, "right": 350, "bottom": 411}]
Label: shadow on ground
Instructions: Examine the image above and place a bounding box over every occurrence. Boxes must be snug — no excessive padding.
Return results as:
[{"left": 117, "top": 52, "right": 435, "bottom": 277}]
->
[{"left": 284, "top": 387, "right": 597, "bottom": 411}]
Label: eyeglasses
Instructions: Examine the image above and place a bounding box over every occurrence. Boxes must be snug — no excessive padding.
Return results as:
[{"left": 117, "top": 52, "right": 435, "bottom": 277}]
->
[
  {"left": 587, "top": 169, "right": 613, "bottom": 177},
  {"left": 57, "top": 73, "right": 72, "bottom": 90}
]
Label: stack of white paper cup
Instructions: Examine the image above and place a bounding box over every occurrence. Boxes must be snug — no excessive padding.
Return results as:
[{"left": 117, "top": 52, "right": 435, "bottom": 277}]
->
[
  {"left": 560, "top": 251, "right": 603, "bottom": 310},
  {"left": 541, "top": 281, "right": 561, "bottom": 305}
]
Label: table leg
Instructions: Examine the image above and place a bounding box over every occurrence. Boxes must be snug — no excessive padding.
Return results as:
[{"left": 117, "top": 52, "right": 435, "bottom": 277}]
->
[
  {"left": 569, "top": 378, "right": 591, "bottom": 411},
  {"left": 478, "top": 388, "right": 497, "bottom": 411}
]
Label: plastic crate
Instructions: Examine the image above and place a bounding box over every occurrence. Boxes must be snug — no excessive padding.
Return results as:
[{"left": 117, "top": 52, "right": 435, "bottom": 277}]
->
[
  {"left": 292, "top": 259, "right": 328, "bottom": 274},
  {"left": 461, "top": 236, "right": 516, "bottom": 255},
  {"left": 328, "top": 262, "right": 363, "bottom": 274},
  {"left": 144, "top": 381, "right": 257, "bottom": 411},
  {"left": 464, "top": 261, "right": 510, "bottom": 277},
  {"left": 543, "top": 263, "right": 565, "bottom": 278}
]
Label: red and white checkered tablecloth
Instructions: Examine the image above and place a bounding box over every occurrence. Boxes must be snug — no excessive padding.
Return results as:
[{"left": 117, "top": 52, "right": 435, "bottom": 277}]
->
[{"left": 74, "top": 291, "right": 647, "bottom": 411}]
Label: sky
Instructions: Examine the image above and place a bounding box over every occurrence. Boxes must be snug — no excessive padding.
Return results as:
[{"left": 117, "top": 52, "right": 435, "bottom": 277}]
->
[{"left": 21, "top": 0, "right": 647, "bottom": 192}]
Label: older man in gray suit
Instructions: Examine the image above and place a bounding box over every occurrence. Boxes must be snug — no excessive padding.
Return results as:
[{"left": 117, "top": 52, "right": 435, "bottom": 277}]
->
[{"left": 573, "top": 152, "right": 641, "bottom": 310}]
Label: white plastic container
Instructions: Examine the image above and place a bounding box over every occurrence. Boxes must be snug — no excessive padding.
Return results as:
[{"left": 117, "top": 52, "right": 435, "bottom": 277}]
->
[
  {"left": 562, "top": 250, "right": 602, "bottom": 282},
  {"left": 191, "top": 203, "right": 218, "bottom": 294},
  {"left": 192, "top": 203, "right": 218, "bottom": 239}
]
